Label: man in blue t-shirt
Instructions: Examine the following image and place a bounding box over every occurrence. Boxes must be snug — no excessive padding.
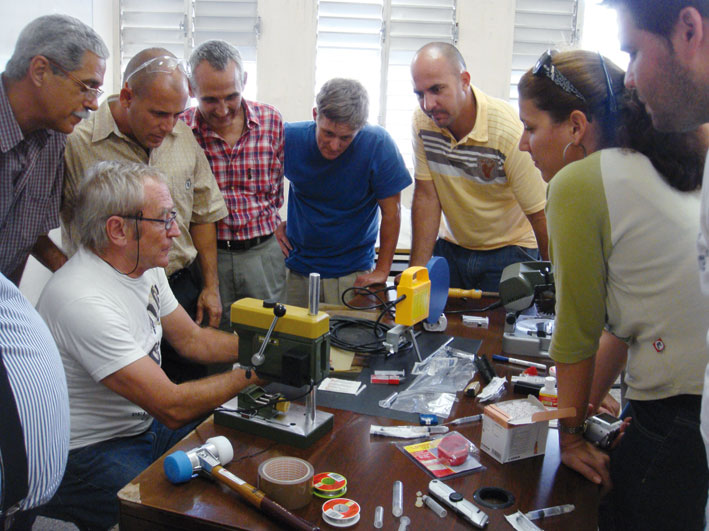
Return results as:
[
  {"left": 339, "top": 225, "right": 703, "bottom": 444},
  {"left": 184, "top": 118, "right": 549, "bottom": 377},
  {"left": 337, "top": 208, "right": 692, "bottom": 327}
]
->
[{"left": 276, "top": 78, "right": 411, "bottom": 306}]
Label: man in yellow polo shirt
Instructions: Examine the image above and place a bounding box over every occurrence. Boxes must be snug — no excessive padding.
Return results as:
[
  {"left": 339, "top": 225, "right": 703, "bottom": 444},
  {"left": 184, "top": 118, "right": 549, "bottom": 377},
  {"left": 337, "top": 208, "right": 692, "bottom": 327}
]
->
[{"left": 409, "top": 42, "right": 548, "bottom": 291}]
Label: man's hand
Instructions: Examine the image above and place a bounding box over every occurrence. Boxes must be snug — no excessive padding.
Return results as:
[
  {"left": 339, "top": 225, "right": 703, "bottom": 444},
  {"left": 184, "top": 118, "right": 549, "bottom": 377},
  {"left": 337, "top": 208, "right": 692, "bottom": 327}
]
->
[
  {"left": 560, "top": 432, "right": 611, "bottom": 490},
  {"left": 195, "top": 285, "right": 222, "bottom": 327},
  {"left": 596, "top": 393, "right": 621, "bottom": 417},
  {"left": 275, "top": 221, "right": 292, "bottom": 258},
  {"left": 354, "top": 269, "right": 389, "bottom": 287}
]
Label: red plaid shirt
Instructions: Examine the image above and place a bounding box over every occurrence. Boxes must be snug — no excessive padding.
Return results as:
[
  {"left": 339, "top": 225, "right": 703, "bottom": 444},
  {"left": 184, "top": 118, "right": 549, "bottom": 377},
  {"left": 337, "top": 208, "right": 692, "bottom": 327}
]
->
[{"left": 182, "top": 100, "right": 284, "bottom": 241}]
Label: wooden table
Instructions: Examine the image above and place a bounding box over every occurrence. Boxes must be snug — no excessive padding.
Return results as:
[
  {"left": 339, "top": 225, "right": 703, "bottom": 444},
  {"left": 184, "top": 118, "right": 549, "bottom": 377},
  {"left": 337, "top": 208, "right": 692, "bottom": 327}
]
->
[{"left": 118, "top": 300, "right": 599, "bottom": 530}]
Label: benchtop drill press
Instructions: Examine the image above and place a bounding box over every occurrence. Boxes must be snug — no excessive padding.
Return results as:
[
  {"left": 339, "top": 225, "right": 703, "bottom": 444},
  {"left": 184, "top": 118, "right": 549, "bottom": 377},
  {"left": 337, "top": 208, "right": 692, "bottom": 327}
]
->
[{"left": 214, "top": 275, "right": 333, "bottom": 448}]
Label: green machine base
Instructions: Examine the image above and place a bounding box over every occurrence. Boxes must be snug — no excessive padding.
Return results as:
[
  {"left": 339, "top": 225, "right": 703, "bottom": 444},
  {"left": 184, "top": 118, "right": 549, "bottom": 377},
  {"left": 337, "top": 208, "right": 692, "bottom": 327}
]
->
[{"left": 215, "top": 403, "right": 333, "bottom": 449}]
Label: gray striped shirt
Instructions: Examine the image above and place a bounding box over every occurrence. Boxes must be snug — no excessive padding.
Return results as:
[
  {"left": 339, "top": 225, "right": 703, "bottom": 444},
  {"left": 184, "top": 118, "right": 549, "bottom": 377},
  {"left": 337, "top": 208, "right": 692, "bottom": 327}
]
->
[{"left": 0, "top": 274, "right": 69, "bottom": 509}]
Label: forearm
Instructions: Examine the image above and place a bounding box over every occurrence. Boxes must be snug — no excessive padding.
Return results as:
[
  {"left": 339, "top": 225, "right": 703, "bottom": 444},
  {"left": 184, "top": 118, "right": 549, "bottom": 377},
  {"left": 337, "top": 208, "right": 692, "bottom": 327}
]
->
[
  {"left": 556, "top": 355, "right": 595, "bottom": 429},
  {"left": 31, "top": 234, "right": 67, "bottom": 272},
  {"left": 190, "top": 223, "right": 219, "bottom": 290},
  {"left": 373, "top": 203, "right": 401, "bottom": 276},
  {"left": 161, "top": 368, "right": 256, "bottom": 428},
  {"left": 589, "top": 331, "right": 627, "bottom": 410},
  {"left": 179, "top": 325, "right": 239, "bottom": 364},
  {"left": 409, "top": 182, "right": 441, "bottom": 266},
  {"left": 527, "top": 210, "right": 549, "bottom": 261}
]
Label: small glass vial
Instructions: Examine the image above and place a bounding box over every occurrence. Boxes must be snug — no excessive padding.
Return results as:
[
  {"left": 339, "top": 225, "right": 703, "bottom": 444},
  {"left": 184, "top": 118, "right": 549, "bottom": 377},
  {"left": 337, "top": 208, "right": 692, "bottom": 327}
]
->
[
  {"left": 374, "top": 506, "right": 384, "bottom": 528},
  {"left": 392, "top": 481, "right": 403, "bottom": 517},
  {"left": 539, "top": 376, "right": 558, "bottom": 407}
]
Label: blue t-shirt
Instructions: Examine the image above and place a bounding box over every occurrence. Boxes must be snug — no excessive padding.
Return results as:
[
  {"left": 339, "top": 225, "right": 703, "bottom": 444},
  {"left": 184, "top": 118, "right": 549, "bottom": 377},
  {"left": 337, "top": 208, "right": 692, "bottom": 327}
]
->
[{"left": 284, "top": 121, "right": 411, "bottom": 277}]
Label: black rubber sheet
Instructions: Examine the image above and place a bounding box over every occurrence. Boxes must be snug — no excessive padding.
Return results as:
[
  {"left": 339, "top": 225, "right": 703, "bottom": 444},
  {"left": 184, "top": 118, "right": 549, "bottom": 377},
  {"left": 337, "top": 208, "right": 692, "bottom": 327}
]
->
[{"left": 269, "top": 332, "right": 481, "bottom": 424}]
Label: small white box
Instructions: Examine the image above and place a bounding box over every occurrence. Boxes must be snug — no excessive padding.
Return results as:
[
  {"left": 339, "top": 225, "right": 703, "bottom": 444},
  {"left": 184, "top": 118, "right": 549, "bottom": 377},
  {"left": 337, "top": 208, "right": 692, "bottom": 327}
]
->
[{"left": 480, "top": 397, "right": 573, "bottom": 464}]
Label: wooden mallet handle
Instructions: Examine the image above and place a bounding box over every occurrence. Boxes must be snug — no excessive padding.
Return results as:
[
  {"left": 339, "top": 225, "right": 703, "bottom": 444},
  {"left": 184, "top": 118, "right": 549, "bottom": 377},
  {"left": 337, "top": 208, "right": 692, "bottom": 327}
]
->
[{"left": 211, "top": 465, "right": 320, "bottom": 531}]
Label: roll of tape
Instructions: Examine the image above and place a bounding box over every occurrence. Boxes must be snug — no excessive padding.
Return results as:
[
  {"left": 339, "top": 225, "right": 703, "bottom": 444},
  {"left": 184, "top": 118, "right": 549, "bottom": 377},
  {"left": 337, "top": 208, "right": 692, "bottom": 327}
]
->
[
  {"left": 257, "top": 456, "right": 314, "bottom": 510},
  {"left": 322, "top": 498, "right": 361, "bottom": 528}
]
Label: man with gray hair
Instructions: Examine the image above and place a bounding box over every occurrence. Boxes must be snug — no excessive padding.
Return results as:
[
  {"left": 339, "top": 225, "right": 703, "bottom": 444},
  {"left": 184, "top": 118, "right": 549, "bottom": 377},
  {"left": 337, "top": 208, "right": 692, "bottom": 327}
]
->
[
  {"left": 62, "top": 47, "right": 228, "bottom": 383},
  {"left": 276, "top": 78, "right": 411, "bottom": 306},
  {"left": 0, "top": 14, "right": 108, "bottom": 285},
  {"left": 37, "top": 160, "right": 255, "bottom": 530},
  {"left": 183, "top": 40, "right": 286, "bottom": 330}
]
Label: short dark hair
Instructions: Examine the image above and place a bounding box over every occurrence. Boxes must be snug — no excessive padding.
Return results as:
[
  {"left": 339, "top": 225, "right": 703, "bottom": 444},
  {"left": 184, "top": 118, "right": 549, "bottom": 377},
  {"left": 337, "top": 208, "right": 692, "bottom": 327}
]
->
[{"left": 603, "top": 0, "right": 709, "bottom": 39}]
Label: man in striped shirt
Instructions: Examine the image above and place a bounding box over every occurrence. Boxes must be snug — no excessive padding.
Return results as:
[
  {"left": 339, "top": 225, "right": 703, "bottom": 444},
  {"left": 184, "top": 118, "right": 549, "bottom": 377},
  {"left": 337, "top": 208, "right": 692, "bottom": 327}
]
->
[
  {"left": 183, "top": 40, "right": 286, "bottom": 330},
  {"left": 409, "top": 42, "right": 548, "bottom": 292},
  {"left": 0, "top": 14, "right": 108, "bottom": 285},
  {"left": 0, "top": 14, "right": 107, "bottom": 530}
]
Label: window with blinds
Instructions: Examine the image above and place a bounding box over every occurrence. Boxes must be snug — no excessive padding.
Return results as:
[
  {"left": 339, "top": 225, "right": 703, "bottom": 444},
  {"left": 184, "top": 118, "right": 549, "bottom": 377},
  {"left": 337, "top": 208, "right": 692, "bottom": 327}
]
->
[
  {"left": 316, "top": 0, "right": 456, "bottom": 168},
  {"left": 119, "top": 0, "right": 259, "bottom": 94},
  {"left": 509, "top": 0, "right": 580, "bottom": 104}
]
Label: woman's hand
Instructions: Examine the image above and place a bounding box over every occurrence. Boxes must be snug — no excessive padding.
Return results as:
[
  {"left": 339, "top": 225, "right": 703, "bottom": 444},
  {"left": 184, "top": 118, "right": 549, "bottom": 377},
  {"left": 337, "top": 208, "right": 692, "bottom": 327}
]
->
[{"left": 560, "top": 432, "right": 612, "bottom": 490}]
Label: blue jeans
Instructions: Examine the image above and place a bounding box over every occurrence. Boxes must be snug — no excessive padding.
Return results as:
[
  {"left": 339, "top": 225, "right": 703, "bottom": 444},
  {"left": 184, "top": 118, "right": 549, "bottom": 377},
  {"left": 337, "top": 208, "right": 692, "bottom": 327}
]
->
[
  {"left": 39, "top": 418, "right": 201, "bottom": 531},
  {"left": 433, "top": 239, "right": 540, "bottom": 292},
  {"left": 599, "top": 396, "right": 707, "bottom": 531}
]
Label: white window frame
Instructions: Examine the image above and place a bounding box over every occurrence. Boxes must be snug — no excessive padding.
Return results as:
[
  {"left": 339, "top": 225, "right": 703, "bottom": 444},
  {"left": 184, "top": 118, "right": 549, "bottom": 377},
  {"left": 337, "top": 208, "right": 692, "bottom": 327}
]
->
[
  {"left": 316, "top": 0, "right": 457, "bottom": 171},
  {"left": 119, "top": 0, "right": 260, "bottom": 97},
  {"left": 509, "top": 0, "right": 580, "bottom": 104}
]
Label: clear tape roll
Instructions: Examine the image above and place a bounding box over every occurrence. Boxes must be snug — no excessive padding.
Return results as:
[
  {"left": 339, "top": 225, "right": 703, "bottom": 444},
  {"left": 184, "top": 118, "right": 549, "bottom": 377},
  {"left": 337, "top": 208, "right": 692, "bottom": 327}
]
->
[{"left": 257, "top": 456, "right": 314, "bottom": 510}]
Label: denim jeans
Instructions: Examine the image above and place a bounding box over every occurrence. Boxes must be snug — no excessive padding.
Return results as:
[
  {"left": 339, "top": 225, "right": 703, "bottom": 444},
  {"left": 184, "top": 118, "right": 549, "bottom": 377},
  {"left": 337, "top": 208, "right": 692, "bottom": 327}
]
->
[
  {"left": 433, "top": 239, "right": 540, "bottom": 292},
  {"left": 39, "top": 418, "right": 201, "bottom": 531},
  {"left": 599, "top": 396, "right": 707, "bottom": 531}
]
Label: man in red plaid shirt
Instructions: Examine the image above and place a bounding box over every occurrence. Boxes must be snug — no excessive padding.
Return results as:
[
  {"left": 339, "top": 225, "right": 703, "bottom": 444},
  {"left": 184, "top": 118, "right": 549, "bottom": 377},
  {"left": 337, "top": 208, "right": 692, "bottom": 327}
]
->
[{"left": 183, "top": 40, "right": 286, "bottom": 330}]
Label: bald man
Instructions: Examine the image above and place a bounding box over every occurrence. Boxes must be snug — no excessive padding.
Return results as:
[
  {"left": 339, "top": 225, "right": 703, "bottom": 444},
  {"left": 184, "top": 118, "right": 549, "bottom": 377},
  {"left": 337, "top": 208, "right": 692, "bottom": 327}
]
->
[
  {"left": 61, "top": 48, "right": 228, "bottom": 383},
  {"left": 409, "top": 42, "right": 548, "bottom": 292}
]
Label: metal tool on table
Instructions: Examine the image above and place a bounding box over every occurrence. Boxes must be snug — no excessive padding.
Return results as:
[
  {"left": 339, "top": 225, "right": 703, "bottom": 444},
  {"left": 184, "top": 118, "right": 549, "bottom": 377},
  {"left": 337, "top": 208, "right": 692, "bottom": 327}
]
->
[
  {"left": 382, "top": 266, "right": 432, "bottom": 359},
  {"left": 163, "top": 437, "right": 320, "bottom": 531},
  {"left": 499, "top": 262, "right": 556, "bottom": 358},
  {"left": 384, "top": 254, "right": 458, "bottom": 357},
  {"left": 214, "top": 273, "right": 333, "bottom": 448}
]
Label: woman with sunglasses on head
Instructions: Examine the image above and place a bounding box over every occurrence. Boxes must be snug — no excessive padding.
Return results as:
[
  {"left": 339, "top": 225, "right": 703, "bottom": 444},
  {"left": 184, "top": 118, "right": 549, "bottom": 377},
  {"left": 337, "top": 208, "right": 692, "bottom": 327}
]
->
[{"left": 518, "top": 49, "right": 709, "bottom": 530}]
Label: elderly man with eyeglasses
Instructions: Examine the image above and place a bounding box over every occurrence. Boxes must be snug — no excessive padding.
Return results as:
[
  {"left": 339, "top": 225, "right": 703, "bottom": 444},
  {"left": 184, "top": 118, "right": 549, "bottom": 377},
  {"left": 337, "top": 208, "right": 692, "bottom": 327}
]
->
[
  {"left": 61, "top": 47, "right": 228, "bottom": 384},
  {"left": 408, "top": 42, "right": 548, "bottom": 292},
  {"left": 37, "top": 160, "right": 256, "bottom": 530}
]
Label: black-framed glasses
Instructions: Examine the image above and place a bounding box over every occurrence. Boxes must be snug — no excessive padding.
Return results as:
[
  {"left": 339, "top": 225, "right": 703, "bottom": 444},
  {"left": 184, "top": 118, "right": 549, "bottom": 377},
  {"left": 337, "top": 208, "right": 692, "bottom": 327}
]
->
[
  {"left": 46, "top": 57, "right": 104, "bottom": 100},
  {"left": 598, "top": 52, "right": 618, "bottom": 115},
  {"left": 124, "top": 56, "right": 190, "bottom": 85},
  {"left": 533, "top": 50, "right": 587, "bottom": 103},
  {"left": 121, "top": 210, "right": 178, "bottom": 231}
]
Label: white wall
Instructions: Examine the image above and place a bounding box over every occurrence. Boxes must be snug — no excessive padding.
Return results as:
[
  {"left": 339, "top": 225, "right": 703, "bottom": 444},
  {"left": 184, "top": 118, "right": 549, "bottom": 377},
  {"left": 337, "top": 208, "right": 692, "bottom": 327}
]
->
[{"left": 457, "top": 0, "right": 516, "bottom": 100}]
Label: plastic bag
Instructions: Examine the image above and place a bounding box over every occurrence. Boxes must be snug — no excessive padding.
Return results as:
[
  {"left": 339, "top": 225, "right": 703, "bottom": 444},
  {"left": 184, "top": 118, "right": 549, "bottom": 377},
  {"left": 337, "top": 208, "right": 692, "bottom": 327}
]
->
[{"left": 389, "top": 345, "right": 476, "bottom": 417}]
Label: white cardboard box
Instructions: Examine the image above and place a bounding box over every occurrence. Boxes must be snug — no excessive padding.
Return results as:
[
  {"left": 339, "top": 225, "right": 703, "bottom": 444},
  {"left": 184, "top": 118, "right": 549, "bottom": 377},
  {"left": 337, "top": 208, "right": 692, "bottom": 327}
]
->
[{"left": 480, "top": 397, "right": 574, "bottom": 464}]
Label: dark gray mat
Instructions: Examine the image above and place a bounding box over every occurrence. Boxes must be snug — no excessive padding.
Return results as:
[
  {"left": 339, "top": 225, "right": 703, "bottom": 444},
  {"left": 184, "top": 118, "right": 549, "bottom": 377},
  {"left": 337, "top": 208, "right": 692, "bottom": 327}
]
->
[{"left": 268, "top": 333, "right": 481, "bottom": 424}]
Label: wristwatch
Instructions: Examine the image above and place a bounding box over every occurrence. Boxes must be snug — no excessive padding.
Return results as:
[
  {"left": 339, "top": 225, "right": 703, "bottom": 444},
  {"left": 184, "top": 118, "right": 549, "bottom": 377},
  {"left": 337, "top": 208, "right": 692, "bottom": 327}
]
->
[{"left": 558, "top": 421, "right": 586, "bottom": 435}]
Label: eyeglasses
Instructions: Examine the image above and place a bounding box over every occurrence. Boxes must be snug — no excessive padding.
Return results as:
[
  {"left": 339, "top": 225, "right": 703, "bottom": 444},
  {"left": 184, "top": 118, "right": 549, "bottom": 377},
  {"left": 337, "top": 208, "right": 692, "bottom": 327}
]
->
[
  {"left": 121, "top": 210, "right": 178, "bottom": 231},
  {"left": 124, "top": 56, "right": 190, "bottom": 85},
  {"left": 46, "top": 57, "right": 104, "bottom": 100},
  {"left": 598, "top": 52, "right": 618, "bottom": 115},
  {"left": 532, "top": 50, "right": 586, "bottom": 103}
]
